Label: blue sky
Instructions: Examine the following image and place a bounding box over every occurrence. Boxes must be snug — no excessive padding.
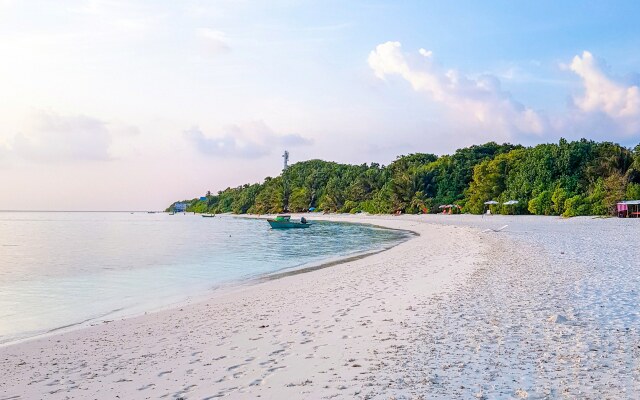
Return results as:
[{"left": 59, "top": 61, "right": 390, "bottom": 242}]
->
[{"left": 0, "top": 0, "right": 639, "bottom": 210}]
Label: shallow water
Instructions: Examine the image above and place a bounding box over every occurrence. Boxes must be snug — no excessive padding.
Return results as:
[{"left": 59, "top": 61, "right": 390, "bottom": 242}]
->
[{"left": 0, "top": 212, "right": 409, "bottom": 344}]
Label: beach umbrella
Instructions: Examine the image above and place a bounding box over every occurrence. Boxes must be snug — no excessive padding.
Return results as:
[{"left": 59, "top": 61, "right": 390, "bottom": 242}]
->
[
  {"left": 502, "top": 200, "right": 519, "bottom": 215},
  {"left": 484, "top": 200, "right": 499, "bottom": 205}
]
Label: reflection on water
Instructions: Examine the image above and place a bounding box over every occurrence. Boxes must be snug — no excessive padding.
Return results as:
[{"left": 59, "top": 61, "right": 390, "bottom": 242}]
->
[{"left": 0, "top": 212, "right": 409, "bottom": 344}]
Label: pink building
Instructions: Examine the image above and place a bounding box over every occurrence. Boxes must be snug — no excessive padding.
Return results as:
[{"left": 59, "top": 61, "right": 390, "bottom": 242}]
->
[{"left": 617, "top": 200, "right": 640, "bottom": 218}]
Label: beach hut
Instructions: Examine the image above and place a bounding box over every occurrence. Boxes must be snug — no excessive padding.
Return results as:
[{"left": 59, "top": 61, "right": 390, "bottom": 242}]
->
[{"left": 617, "top": 200, "right": 640, "bottom": 218}]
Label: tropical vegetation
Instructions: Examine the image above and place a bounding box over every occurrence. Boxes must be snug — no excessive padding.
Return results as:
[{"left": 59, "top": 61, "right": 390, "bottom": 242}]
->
[{"left": 168, "top": 139, "right": 640, "bottom": 217}]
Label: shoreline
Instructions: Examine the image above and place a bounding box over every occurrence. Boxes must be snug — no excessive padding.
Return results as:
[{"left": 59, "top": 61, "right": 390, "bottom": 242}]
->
[
  {"left": 241, "top": 214, "right": 420, "bottom": 280},
  {"left": 0, "top": 215, "right": 415, "bottom": 348},
  {"left": 0, "top": 214, "right": 488, "bottom": 399}
]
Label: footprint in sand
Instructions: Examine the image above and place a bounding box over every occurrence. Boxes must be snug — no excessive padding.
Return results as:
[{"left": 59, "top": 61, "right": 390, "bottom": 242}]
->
[
  {"left": 137, "top": 383, "right": 156, "bottom": 391},
  {"left": 227, "top": 363, "right": 246, "bottom": 371}
]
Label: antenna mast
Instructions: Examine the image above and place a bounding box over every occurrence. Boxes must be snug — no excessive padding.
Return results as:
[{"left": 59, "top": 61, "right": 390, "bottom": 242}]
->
[
  {"left": 282, "top": 150, "right": 290, "bottom": 212},
  {"left": 282, "top": 150, "right": 289, "bottom": 171}
]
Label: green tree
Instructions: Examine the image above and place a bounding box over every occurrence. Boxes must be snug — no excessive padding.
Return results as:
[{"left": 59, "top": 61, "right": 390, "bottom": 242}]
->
[
  {"left": 551, "top": 186, "right": 570, "bottom": 215},
  {"left": 626, "top": 183, "right": 640, "bottom": 200},
  {"left": 289, "top": 187, "right": 311, "bottom": 212},
  {"left": 168, "top": 140, "right": 639, "bottom": 218},
  {"left": 528, "top": 191, "right": 553, "bottom": 215}
]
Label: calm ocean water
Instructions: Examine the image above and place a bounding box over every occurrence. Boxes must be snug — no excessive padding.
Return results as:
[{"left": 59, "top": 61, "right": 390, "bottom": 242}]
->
[{"left": 0, "top": 212, "right": 410, "bottom": 344}]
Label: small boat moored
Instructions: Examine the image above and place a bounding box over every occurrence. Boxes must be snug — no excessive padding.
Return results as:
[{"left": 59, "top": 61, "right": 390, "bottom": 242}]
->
[
  {"left": 202, "top": 214, "right": 215, "bottom": 218},
  {"left": 267, "top": 215, "right": 311, "bottom": 229}
]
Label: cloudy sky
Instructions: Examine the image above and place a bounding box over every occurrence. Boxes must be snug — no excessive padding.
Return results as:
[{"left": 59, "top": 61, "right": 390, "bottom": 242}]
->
[{"left": 1, "top": 0, "right": 639, "bottom": 210}]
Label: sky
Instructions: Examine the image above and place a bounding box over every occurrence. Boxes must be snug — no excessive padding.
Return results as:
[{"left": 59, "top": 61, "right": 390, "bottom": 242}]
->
[{"left": 1, "top": 0, "right": 639, "bottom": 210}]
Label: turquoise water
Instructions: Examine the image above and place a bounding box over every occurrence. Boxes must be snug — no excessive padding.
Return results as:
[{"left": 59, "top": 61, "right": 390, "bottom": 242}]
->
[{"left": 0, "top": 212, "right": 409, "bottom": 344}]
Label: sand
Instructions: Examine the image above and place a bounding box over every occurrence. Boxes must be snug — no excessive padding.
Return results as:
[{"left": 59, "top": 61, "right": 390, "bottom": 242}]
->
[{"left": 1, "top": 214, "right": 637, "bottom": 399}]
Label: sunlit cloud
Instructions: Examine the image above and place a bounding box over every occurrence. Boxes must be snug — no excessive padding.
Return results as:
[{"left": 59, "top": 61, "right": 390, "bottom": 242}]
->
[
  {"left": 368, "top": 41, "right": 546, "bottom": 140},
  {"left": 184, "top": 121, "right": 312, "bottom": 159},
  {"left": 369, "top": 41, "right": 640, "bottom": 142},
  {"left": 568, "top": 51, "right": 640, "bottom": 136},
  {"left": 7, "top": 111, "right": 131, "bottom": 163}
]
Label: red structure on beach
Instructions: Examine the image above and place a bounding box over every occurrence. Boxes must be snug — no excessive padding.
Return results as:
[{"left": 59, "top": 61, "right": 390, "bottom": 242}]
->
[{"left": 616, "top": 200, "right": 640, "bottom": 218}]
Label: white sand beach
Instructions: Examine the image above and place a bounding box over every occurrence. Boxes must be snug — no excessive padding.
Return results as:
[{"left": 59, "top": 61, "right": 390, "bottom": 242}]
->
[{"left": 1, "top": 214, "right": 638, "bottom": 399}]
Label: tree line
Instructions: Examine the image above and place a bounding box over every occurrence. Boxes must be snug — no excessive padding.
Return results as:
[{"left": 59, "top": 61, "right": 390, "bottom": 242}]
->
[{"left": 168, "top": 139, "right": 640, "bottom": 217}]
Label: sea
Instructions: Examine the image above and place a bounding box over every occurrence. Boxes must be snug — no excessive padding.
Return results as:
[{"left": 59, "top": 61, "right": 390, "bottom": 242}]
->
[{"left": 0, "top": 212, "right": 410, "bottom": 345}]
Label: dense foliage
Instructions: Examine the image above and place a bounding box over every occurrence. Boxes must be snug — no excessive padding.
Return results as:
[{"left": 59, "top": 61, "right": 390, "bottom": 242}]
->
[{"left": 168, "top": 139, "right": 640, "bottom": 217}]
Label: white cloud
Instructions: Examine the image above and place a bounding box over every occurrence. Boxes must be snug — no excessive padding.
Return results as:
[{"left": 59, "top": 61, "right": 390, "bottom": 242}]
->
[
  {"left": 569, "top": 51, "right": 640, "bottom": 135},
  {"left": 369, "top": 42, "right": 640, "bottom": 142},
  {"left": 185, "top": 121, "right": 311, "bottom": 158},
  {"left": 197, "top": 28, "right": 231, "bottom": 56},
  {"left": 368, "top": 41, "right": 546, "bottom": 139},
  {"left": 418, "top": 48, "right": 432, "bottom": 58},
  {"left": 10, "top": 111, "right": 114, "bottom": 162}
]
